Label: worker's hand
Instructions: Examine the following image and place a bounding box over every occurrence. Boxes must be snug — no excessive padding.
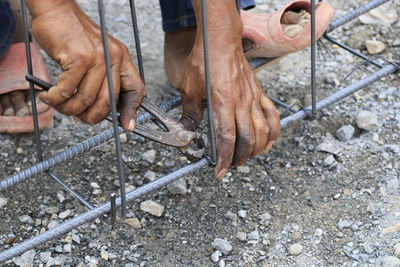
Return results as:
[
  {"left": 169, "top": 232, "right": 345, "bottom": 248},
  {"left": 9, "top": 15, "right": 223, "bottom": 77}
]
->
[
  {"left": 179, "top": 8, "right": 280, "bottom": 179},
  {"left": 29, "top": 1, "right": 145, "bottom": 130}
]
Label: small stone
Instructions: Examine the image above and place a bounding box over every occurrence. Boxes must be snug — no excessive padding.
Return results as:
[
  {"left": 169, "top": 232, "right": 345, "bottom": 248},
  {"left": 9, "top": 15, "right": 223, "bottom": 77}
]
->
[
  {"left": 219, "top": 259, "right": 226, "bottom": 267},
  {"left": 394, "top": 243, "right": 400, "bottom": 257},
  {"left": 39, "top": 251, "right": 52, "bottom": 263},
  {"left": 0, "top": 197, "right": 7, "bottom": 208},
  {"left": 57, "top": 192, "right": 65, "bottom": 203},
  {"left": 101, "top": 250, "right": 109, "bottom": 261},
  {"left": 259, "top": 212, "right": 272, "bottom": 221},
  {"left": 363, "top": 243, "right": 374, "bottom": 254},
  {"left": 236, "top": 232, "right": 247, "bottom": 241},
  {"left": 288, "top": 243, "right": 303, "bottom": 256},
  {"left": 19, "top": 214, "right": 34, "bottom": 224},
  {"left": 72, "top": 234, "right": 81, "bottom": 244},
  {"left": 140, "top": 200, "right": 165, "bottom": 217},
  {"left": 247, "top": 231, "right": 260, "bottom": 241},
  {"left": 376, "top": 256, "right": 400, "bottom": 267},
  {"left": 63, "top": 243, "right": 72, "bottom": 253},
  {"left": 4, "top": 236, "right": 16, "bottom": 244},
  {"left": 336, "top": 125, "right": 355, "bottom": 142},
  {"left": 166, "top": 178, "right": 187, "bottom": 195},
  {"left": 211, "top": 238, "right": 232, "bottom": 255},
  {"left": 12, "top": 249, "right": 36, "bottom": 267},
  {"left": 211, "top": 250, "right": 222, "bottom": 263},
  {"left": 16, "top": 147, "right": 24, "bottom": 154},
  {"left": 238, "top": 210, "right": 247, "bottom": 218},
  {"left": 338, "top": 219, "right": 353, "bottom": 230},
  {"left": 303, "top": 93, "right": 312, "bottom": 107},
  {"left": 119, "top": 133, "right": 128, "bottom": 143},
  {"left": 365, "top": 40, "right": 386, "bottom": 54},
  {"left": 315, "top": 229, "right": 323, "bottom": 236},
  {"left": 291, "top": 231, "right": 302, "bottom": 241},
  {"left": 356, "top": 111, "right": 379, "bottom": 131},
  {"left": 317, "top": 134, "right": 343, "bottom": 155},
  {"left": 237, "top": 166, "right": 250, "bottom": 174},
  {"left": 323, "top": 155, "right": 336, "bottom": 166},
  {"left": 142, "top": 150, "right": 156, "bottom": 163},
  {"left": 144, "top": 170, "right": 156, "bottom": 181},
  {"left": 47, "top": 220, "right": 59, "bottom": 229},
  {"left": 45, "top": 206, "right": 60, "bottom": 215},
  {"left": 124, "top": 218, "right": 142, "bottom": 229},
  {"left": 59, "top": 210, "right": 73, "bottom": 219}
]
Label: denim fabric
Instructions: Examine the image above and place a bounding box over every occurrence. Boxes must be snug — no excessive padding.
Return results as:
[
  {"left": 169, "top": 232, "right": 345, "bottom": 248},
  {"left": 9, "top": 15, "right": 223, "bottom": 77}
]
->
[
  {"left": 159, "top": 0, "right": 256, "bottom": 32},
  {"left": 0, "top": 0, "right": 15, "bottom": 58}
]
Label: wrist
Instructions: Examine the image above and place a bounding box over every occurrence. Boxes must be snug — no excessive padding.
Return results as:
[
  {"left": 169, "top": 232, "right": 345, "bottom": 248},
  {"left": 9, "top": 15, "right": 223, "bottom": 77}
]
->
[{"left": 27, "top": 0, "right": 74, "bottom": 18}]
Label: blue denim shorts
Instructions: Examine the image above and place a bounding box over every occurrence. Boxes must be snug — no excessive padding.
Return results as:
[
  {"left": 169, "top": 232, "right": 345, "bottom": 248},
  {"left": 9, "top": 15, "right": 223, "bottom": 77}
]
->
[
  {"left": 0, "top": 0, "right": 16, "bottom": 58},
  {"left": 159, "top": 0, "right": 256, "bottom": 32}
]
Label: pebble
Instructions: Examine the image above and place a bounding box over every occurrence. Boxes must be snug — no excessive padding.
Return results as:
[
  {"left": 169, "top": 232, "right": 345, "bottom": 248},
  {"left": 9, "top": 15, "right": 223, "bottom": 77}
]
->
[
  {"left": 356, "top": 111, "right": 379, "bottom": 131},
  {"left": 247, "top": 231, "right": 260, "bottom": 241},
  {"left": 365, "top": 40, "right": 386, "bottom": 54},
  {"left": 288, "top": 243, "right": 303, "bottom": 256},
  {"left": 236, "top": 232, "right": 247, "bottom": 241},
  {"left": 63, "top": 243, "right": 72, "bottom": 253},
  {"left": 237, "top": 166, "right": 250, "bottom": 174},
  {"left": 336, "top": 125, "right": 355, "bottom": 142},
  {"left": 48, "top": 220, "right": 59, "bottom": 229},
  {"left": 144, "top": 170, "right": 156, "bottom": 181},
  {"left": 219, "top": 259, "right": 226, "bottom": 267},
  {"left": 19, "top": 214, "right": 34, "bottom": 224},
  {"left": 211, "top": 238, "right": 232, "bottom": 255},
  {"left": 211, "top": 250, "right": 222, "bottom": 263},
  {"left": 238, "top": 210, "right": 247, "bottom": 218},
  {"left": 0, "top": 197, "right": 7, "bottom": 208},
  {"left": 59, "top": 210, "right": 73, "bottom": 219},
  {"left": 124, "top": 218, "right": 142, "bottom": 229},
  {"left": 12, "top": 249, "right": 36, "bottom": 267},
  {"left": 291, "top": 231, "right": 302, "bottom": 241},
  {"left": 317, "top": 134, "right": 343, "bottom": 155},
  {"left": 142, "top": 150, "right": 156, "bottom": 163},
  {"left": 119, "top": 133, "right": 128, "bottom": 143},
  {"left": 166, "top": 178, "right": 187, "bottom": 195},
  {"left": 16, "top": 147, "right": 24, "bottom": 154},
  {"left": 101, "top": 250, "right": 109, "bottom": 261},
  {"left": 259, "top": 212, "right": 272, "bottom": 221},
  {"left": 394, "top": 243, "right": 400, "bottom": 257},
  {"left": 376, "top": 256, "right": 400, "bottom": 267},
  {"left": 338, "top": 219, "right": 353, "bottom": 230},
  {"left": 39, "top": 251, "right": 52, "bottom": 262},
  {"left": 90, "top": 182, "right": 100, "bottom": 189},
  {"left": 57, "top": 192, "right": 65, "bottom": 203},
  {"left": 72, "top": 234, "right": 81, "bottom": 244},
  {"left": 45, "top": 206, "right": 60, "bottom": 215},
  {"left": 323, "top": 155, "right": 336, "bottom": 166},
  {"left": 140, "top": 200, "right": 165, "bottom": 217}
]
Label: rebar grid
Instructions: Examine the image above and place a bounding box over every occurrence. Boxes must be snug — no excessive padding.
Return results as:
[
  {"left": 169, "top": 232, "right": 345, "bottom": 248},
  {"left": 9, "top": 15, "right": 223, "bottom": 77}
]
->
[{"left": 0, "top": 0, "right": 398, "bottom": 262}]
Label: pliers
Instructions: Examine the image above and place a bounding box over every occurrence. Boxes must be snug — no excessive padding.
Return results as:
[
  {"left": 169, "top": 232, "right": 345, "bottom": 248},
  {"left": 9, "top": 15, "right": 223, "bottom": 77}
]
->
[{"left": 26, "top": 74, "right": 207, "bottom": 161}]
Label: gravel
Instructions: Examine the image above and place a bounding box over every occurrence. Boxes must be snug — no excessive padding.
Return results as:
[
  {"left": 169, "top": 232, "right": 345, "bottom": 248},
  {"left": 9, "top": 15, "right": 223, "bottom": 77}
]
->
[
  {"left": 356, "top": 110, "right": 379, "bottom": 130},
  {"left": 139, "top": 200, "right": 165, "bottom": 217},
  {"left": 336, "top": 124, "right": 355, "bottom": 142},
  {"left": 288, "top": 244, "right": 303, "bottom": 256},
  {"left": 211, "top": 250, "right": 222, "bottom": 263},
  {"left": 166, "top": 178, "right": 188, "bottom": 195},
  {"left": 0, "top": 197, "right": 8, "bottom": 208},
  {"left": 211, "top": 239, "right": 232, "bottom": 255}
]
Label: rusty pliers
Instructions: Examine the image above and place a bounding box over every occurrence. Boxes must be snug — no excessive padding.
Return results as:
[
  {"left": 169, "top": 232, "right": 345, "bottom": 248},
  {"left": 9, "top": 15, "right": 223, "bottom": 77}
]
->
[{"left": 26, "top": 74, "right": 207, "bottom": 161}]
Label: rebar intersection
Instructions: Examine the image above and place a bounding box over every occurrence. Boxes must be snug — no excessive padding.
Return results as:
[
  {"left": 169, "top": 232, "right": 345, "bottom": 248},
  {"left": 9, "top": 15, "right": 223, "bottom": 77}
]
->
[{"left": 0, "top": 0, "right": 398, "bottom": 263}]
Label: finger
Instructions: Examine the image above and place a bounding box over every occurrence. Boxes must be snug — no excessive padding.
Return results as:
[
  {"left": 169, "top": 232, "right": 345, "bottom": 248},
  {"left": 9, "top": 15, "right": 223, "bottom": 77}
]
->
[
  {"left": 55, "top": 64, "right": 105, "bottom": 115},
  {"left": 39, "top": 58, "right": 88, "bottom": 106},
  {"left": 213, "top": 99, "right": 236, "bottom": 179},
  {"left": 1, "top": 94, "right": 15, "bottom": 116},
  {"left": 250, "top": 102, "right": 270, "bottom": 156},
  {"left": 77, "top": 63, "right": 121, "bottom": 124},
  {"left": 36, "top": 96, "right": 50, "bottom": 114},
  {"left": 0, "top": 100, "right": 3, "bottom": 115},
  {"left": 261, "top": 94, "right": 281, "bottom": 142},
  {"left": 179, "top": 83, "right": 204, "bottom": 130},
  {"left": 264, "top": 141, "right": 274, "bottom": 153},
  {"left": 119, "top": 55, "right": 146, "bottom": 131},
  {"left": 10, "top": 91, "right": 30, "bottom": 116}
]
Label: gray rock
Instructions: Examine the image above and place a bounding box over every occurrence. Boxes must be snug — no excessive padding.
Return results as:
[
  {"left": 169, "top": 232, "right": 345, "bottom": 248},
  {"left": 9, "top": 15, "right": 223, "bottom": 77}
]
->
[
  {"left": 48, "top": 220, "right": 59, "bottom": 229},
  {"left": 144, "top": 170, "right": 156, "bottom": 181},
  {"left": 224, "top": 211, "right": 238, "bottom": 221},
  {"left": 247, "top": 231, "right": 260, "bottom": 241},
  {"left": 59, "top": 210, "right": 73, "bottom": 219},
  {"left": 219, "top": 259, "right": 226, "bottom": 267},
  {"left": 39, "top": 251, "right": 52, "bottom": 263},
  {"left": 323, "top": 155, "right": 336, "bottom": 166},
  {"left": 317, "top": 134, "right": 343, "bottom": 155},
  {"left": 0, "top": 197, "right": 8, "bottom": 208},
  {"left": 238, "top": 210, "right": 247, "bottom": 218},
  {"left": 211, "top": 238, "right": 232, "bottom": 255},
  {"left": 140, "top": 200, "right": 165, "bottom": 217},
  {"left": 63, "top": 243, "right": 72, "bottom": 253},
  {"left": 394, "top": 243, "right": 400, "bottom": 257},
  {"left": 45, "top": 206, "right": 60, "bottom": 215},
  {"left": 376, "top": 256, "right": 400, "bottom": 267},
  {"left": 237, "top": 166, "right": 250, "bottom": 174},
  {"left": 12, "top": 249, "right": 36, "bottom": 267},
  {"left": 56, "top": 192, "right": 65, "bottom": 203},
  {"left": 142, "top": 150, "right": 156, "bottom": 163},
  {"left": 383, "top": 145, "right": 400, "bottom": 154},
  {"left": 166, "top": 178, "right": 187, "bottom": 195},
  {"left": 19, "top": 214, "right": 34, "bottom": 224},
  {"left": 236, "top": 232, "right": 247, "bottom": 241},
  {"left": 356, "top": 111, "right": 379, "bottom": 131},
  {"left": 336, "top": 125, "right": 355, "bottom": 142},
  {"left": 288, "top": 243, "right": 303, "bottom": 256},
  {"left": 259, "top": 212, "right": 272, "bottom": 221},
  {"left": 211, "top": 250, "right": 222, "bottom": 263},
  {"left": 338, "top": 219, "right": 353, "bottom": 230},
  {"left": 72, "top": 234, "right": 81, "bottom": 244}
]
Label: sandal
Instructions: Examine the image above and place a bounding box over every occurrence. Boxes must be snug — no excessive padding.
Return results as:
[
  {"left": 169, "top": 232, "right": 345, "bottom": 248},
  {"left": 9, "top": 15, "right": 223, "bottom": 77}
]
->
[
  {"left": 0, "top": 42, "right": 53, "bottom": 133},
  {"left": 241, "top": 1, "right": 335, "bottom": 70}
]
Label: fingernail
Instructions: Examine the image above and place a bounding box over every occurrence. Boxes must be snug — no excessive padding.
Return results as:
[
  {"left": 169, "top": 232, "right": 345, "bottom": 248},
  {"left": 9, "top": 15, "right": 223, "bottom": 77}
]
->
[
  {"left": 264, "top": 141, "right": 275, "bottom": 153},
  {"left": 128, "top": 119, "right": 135, "bottom": 131},
  {"left": 215, "top": 169, "right": 227, "bottom": 180}
]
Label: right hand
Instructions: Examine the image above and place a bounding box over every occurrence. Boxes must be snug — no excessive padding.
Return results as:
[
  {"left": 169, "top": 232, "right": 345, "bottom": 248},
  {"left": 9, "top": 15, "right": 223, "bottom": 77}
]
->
[{"left": 30, "top": 1, "right": 146, "bottom": 131}]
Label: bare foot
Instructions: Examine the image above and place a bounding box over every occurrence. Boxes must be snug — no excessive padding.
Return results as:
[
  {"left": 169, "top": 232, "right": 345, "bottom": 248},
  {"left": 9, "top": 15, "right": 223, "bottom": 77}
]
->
[{"left": 0, "top": 91, "right": 49, "bottom": 117}]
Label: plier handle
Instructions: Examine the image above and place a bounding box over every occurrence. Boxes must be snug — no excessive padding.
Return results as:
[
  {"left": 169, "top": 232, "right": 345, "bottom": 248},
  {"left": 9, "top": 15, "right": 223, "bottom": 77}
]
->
[{"left": 26, "top": 74, "right": 207, "bottom": 160}]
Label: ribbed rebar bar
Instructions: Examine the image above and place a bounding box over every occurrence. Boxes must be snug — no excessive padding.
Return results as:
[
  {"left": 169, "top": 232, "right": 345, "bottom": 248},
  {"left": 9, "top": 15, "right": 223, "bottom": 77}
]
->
[
  {"left": 0, "top": 97, "right": 181, "bottom": 191},
  {"left": 327, "top": 0, "right": 391, "bottom": 32},
  {"left": 0, "top": 158, "right": 208, "bottom": 263}
]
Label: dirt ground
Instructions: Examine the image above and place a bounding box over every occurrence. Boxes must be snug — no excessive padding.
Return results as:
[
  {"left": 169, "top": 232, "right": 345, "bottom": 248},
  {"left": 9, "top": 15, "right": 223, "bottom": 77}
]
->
[{"left": 1, "top": 0, "right": 400, "bottom": 266}]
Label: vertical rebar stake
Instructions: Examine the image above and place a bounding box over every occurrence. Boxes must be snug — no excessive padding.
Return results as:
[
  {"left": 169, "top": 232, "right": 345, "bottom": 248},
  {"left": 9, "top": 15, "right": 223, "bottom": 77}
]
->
[
  {"left": 98, "top": 0, "right": 127, "bottom": 217},
  {"left": 311, "top": 0, "right": 317, "bottom": 117},
  {"left": 129, "top": 0, "right": 145, "bottom": 84},
  {"left": 21, "top": 0, "right": 43, "bottom": 161},
  {"left": 200, "top": 0, "right": 217, "bottom": 164},
  {"left": 110, "top": 193, "right": 117, "bottom": 224}
]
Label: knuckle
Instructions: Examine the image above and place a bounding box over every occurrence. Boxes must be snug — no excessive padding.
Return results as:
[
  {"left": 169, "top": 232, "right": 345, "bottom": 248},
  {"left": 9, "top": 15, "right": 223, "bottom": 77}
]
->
[
  {"left": 73, "top": 53, "right": 95, "bottom": 68},
  {"left": 220, "top": 129, "right": 235, "bottom": 145}
]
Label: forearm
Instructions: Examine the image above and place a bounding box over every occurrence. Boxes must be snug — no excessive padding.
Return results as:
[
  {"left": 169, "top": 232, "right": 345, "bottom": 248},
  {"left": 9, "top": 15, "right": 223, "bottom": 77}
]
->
[{"left": 27, "top": 0, "right": 75, "bottom": 18}]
